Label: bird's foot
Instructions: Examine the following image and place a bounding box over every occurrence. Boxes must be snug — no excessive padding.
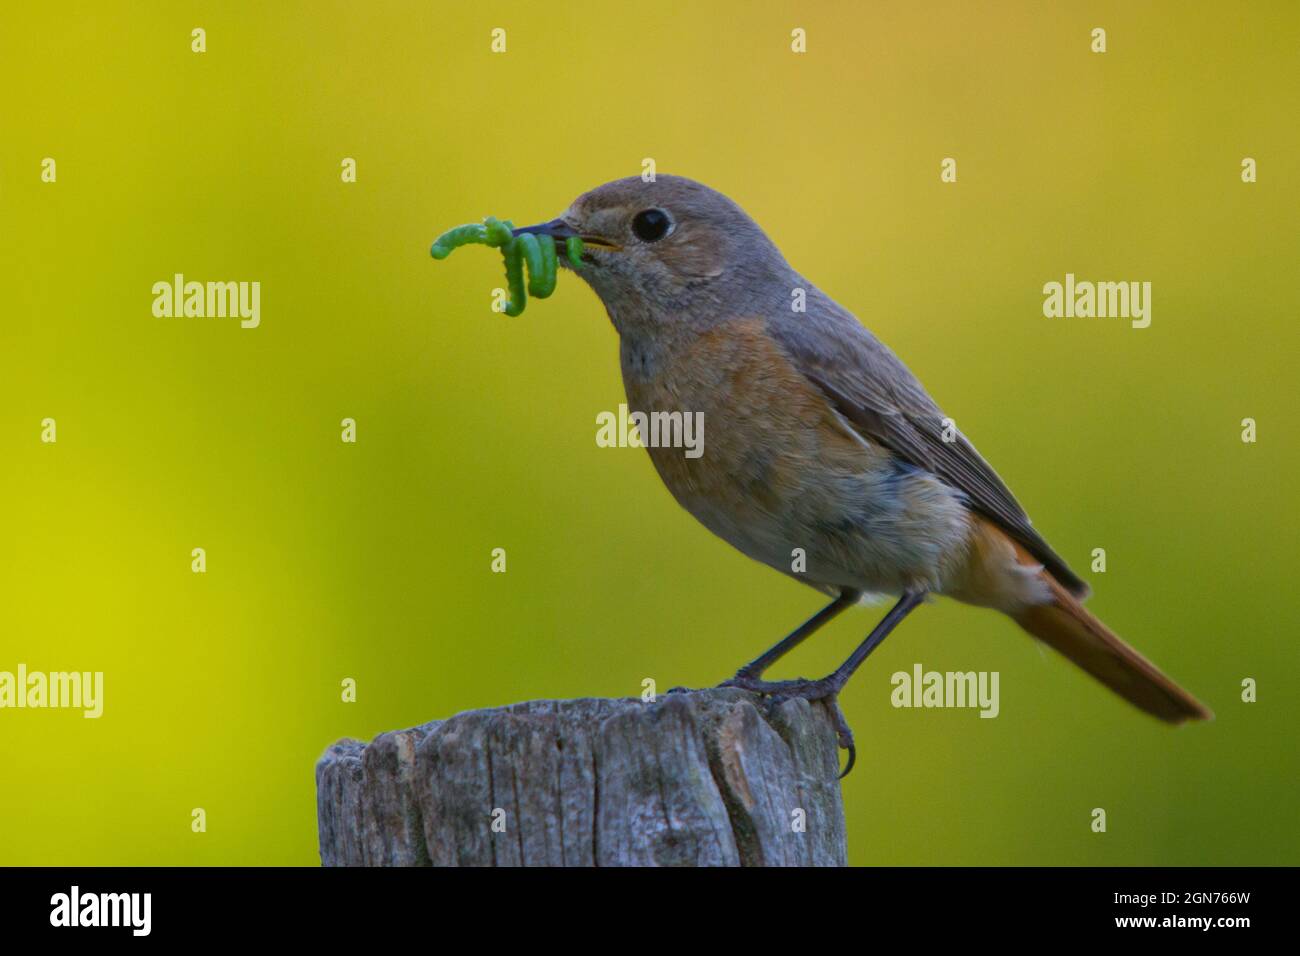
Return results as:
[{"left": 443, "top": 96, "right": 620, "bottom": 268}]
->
[
  {"left": 720, "top": 673, "right": 819, "bottom": 695},
  {"left": 718, "top": 673, "right": 857, "bottom": 778}
]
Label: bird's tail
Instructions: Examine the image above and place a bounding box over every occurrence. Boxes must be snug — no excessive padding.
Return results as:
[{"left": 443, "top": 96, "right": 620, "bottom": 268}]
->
[{"left": 1012, "top": 572, "right": 1212, "bottom": 724}]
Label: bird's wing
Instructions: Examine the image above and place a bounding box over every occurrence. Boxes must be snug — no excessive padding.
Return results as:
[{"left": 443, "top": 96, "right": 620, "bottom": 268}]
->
[{"left": 766, "top": 303, "right": 1089, "bottom": 597}]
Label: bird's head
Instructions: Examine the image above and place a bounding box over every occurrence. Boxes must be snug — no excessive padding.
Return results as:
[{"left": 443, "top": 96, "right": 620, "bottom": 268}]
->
[{"left": 513, "top": 175, "right": 791, "bottom": 335}]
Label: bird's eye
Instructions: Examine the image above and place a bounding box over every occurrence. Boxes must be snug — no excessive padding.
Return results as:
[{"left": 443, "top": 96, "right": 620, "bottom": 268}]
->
[{"left": 631, "top": 208, "right": 672, "bottom": 242}]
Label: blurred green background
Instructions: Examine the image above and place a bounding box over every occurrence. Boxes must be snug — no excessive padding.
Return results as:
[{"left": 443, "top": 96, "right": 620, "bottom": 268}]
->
[{"left": 1, "top": 1, "right": 1296, "bottom": 866}]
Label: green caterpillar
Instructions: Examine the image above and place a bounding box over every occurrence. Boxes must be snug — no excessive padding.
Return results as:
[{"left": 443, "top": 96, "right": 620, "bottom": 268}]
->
[{"left": 430, "top": 216, "right": 584, "bottom": 317}]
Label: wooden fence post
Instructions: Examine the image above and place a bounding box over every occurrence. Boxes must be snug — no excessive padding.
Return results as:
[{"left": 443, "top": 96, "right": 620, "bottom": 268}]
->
[{"left": 316, "top": 688, "right": 848, "bottom": 866}]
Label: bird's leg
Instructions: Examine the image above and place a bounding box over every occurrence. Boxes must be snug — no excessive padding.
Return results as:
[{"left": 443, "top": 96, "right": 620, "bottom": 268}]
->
[
  {"left": 795, "top": 591, "right": 926, "bottom": 700},
  {"left": 733, "top": 591, "right": 926, "bottom": 777},
  {"left": 720, "top": 588, "right": 860, "bottom": 689}
]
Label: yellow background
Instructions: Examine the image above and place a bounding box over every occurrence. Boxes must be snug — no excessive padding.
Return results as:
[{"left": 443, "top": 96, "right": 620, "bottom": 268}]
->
[{"left": 1, "top": 1, "right": 1296, "bottom": 865}]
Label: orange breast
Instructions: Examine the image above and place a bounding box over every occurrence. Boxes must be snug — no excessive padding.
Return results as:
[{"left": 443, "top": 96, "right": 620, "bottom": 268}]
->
[{"left": 619, "top": 317, "right": 971, "bottom": 594}]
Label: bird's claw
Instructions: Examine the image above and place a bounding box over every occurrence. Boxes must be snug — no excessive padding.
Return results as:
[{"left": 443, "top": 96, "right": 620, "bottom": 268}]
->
[
  {"left": 718, "top": 674, "right": 857, "bottom": 777},
  {"left": 828, "top": 702, "right": 857, "bottom": 778}
]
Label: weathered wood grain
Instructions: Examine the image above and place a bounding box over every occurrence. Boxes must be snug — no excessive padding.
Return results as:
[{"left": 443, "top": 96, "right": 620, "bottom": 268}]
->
[{"left": 316, "top": 688, "right": 847, "bottom": 866}]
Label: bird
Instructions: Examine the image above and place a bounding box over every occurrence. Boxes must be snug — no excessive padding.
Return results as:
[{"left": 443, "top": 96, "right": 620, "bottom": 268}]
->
[{"left": 511, "top": 174, "right": 1211, "bottom": 773}]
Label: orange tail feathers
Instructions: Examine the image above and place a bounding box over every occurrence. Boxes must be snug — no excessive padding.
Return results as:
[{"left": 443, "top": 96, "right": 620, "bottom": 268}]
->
[{"left": 1013, "top": 574, "right": 1212, "bottom": 724}]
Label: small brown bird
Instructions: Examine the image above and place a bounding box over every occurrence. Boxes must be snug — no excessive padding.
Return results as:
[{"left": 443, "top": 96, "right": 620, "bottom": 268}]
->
[{"left": 514, "top": 175, "right": 1210, "bottom": 772}]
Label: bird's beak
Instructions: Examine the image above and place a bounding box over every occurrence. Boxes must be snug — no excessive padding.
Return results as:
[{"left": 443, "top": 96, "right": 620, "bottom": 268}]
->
[
  {"left": 512, "top": 218, "right": 578, "bottom": 240},
  {"left": 513, "top": 218, "right": 621, "bottom": 251}
]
